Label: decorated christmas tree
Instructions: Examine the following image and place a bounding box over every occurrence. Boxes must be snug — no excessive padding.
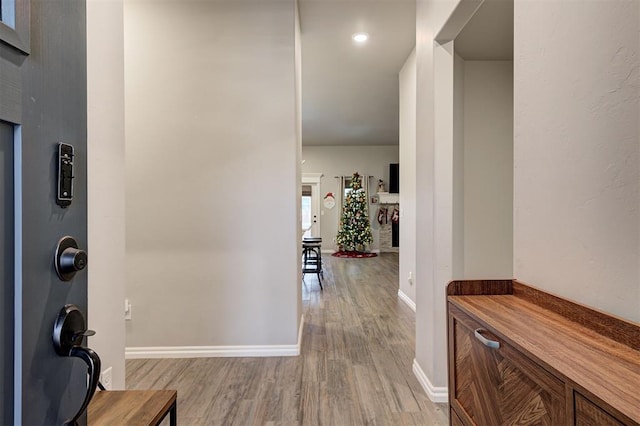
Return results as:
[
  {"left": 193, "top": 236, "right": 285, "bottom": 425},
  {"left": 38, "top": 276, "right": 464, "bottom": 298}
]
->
[{"left": 336, "top": 172, "right": 373, "bottom": 251}]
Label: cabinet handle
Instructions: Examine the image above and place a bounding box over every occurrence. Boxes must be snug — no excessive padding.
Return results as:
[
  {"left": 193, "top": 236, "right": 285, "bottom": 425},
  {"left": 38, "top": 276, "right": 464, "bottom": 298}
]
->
[{"left": 474, "top": 328, "right": 500, "bottom": 349}]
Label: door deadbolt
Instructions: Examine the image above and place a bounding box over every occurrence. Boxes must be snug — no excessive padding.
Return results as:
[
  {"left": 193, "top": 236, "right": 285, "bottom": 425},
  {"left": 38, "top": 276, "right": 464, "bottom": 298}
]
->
[{"left": 55, "top": 236, "right": 88, "bottom": 281}]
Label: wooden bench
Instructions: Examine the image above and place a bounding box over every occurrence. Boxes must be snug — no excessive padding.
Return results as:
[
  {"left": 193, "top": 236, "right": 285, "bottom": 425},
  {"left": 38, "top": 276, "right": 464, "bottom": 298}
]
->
[{"left": 88, "top": 389, "right": 177, "bottom": 426}]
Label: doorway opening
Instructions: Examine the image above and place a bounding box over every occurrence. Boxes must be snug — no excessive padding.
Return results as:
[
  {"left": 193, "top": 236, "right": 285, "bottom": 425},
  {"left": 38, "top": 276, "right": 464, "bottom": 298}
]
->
[
  {"left": 433, "top": 0, "right": 514, "bottom": 280},
  {"left": 301, "top": 174, "right": 322, "bottom": 239},
  {"left": 301, "top": 185, "right": 315, "bottom": 239}
]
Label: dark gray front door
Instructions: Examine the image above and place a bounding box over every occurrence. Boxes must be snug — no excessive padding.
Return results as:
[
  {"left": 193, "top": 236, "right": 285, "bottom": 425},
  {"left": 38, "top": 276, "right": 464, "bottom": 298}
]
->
[{"left": 1, "top": 0, "right": 88, "bottom": 424}]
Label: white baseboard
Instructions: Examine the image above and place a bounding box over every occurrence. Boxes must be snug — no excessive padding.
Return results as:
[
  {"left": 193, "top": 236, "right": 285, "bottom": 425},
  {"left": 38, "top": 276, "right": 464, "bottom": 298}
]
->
[
  {"left": 297, "top": 314, "right": 305, "bottom": 352},
  {"left": 397, "top": 289, "right": 416, "bottom": 312},
  {"left": 126, "top": 315, "right": 305, "bottom": 359},
  {"left": 412, "top": 359, "right": 449, "bottom": 403},
  {"left": 372, "top": 249, "right": 381, "bottom": 254}
]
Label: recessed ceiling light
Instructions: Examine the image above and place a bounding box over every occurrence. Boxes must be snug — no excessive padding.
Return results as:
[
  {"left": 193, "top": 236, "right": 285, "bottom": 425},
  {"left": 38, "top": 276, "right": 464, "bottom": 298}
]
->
[{"left": 352, "top": 33, "right": 369, "bottom": 43}]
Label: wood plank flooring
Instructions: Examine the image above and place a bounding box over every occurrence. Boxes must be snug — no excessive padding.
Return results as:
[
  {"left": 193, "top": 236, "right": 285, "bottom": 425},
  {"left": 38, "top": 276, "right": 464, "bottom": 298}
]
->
[{"left": 126, "top": 253, "right": 449, "bottom": 425}]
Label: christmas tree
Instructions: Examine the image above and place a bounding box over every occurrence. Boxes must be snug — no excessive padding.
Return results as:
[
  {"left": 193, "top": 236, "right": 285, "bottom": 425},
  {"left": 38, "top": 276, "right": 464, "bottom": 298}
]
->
[{"left": 336, "top": 172, "right": 373, "bottom": 251}]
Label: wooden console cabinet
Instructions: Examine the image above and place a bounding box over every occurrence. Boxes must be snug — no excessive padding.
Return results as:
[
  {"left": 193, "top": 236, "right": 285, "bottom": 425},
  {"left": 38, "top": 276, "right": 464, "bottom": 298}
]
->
[{"left": 447, "top": 280, "right": 639, "bottom": 426}]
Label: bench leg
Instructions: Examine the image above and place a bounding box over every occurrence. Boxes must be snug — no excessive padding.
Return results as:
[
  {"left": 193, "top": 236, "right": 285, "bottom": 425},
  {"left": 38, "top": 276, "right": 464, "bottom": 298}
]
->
[{"left": 170, "top": 400, "right": 177, "bottom": 426}]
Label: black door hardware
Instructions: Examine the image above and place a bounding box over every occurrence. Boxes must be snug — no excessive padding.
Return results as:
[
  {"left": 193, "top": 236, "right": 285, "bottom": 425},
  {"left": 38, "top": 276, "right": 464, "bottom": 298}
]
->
[{"left": 52, "top": 304, "right": 101, "bottom": 426}]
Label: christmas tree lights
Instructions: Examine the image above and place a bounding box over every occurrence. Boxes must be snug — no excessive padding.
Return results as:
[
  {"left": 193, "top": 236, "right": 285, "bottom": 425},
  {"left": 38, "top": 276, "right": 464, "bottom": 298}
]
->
[{"left": 336, "top": 172, "right": 373, "bottom": 252}]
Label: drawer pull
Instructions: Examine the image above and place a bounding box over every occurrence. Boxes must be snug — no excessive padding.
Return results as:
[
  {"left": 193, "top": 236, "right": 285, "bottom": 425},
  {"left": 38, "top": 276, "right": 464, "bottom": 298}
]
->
[{"left": 474, "top": 328, "right": 500, "bottom": 349}]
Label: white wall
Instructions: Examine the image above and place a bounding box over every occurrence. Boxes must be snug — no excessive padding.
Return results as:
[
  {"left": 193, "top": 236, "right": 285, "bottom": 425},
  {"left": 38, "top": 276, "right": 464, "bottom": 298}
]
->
[
  {"left": 399, "top": 49, "right": 417, "bottom": 305},
  {"left": 295, "top": 0, "right": 303, "bottom": 336},
  {"left": 414, "top": 0, "right": 460, "bottom": 400},
  {"left": 301, "top": 145, "right": 399, "bottom": 252},
  {"left": 124, "top": 0, "right": 301, "bottom": 351},
  {"left": 462, "top": 60, "right": 513, "bottom": 278},
  {"left": 414, "top": 0, "right": 638, "bottom": 404},
  {"left": 452, "top": 53, "right": 464, "bottom": 278},
  {"left": 514, "top": 0, "right": 639, "bottom": 322},
  {"left": 87, "top": 0, "right": 126, "bottom": 389}
]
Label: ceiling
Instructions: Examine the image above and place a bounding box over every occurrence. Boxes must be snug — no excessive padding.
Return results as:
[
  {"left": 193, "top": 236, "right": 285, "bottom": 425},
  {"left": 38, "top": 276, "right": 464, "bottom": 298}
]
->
[
  {"left": 299, "top": 0, "right": 416, "bottom": 146},
  {"left": 297, "top": 0, "right": 512, "bottom": 146},
  {"left": 455, "top": 0, "right": 513, "bottom": 60}
]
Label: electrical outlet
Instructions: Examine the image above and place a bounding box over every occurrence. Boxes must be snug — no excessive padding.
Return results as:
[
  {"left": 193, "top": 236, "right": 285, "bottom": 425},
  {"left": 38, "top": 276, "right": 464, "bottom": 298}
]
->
[
  {"left": 124, "top": 299, "right": 132, "bottom": 321},
  {"left": 408, "top": 271, "right": 413, "bottom": 285},
  {"left": 100, "top": 367, "right": 113, "bottom": 390}
]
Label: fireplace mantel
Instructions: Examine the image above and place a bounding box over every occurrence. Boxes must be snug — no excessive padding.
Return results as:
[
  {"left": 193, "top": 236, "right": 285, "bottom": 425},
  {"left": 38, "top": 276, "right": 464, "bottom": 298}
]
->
[{"left": 377, "top": 192, "right": 399, "bottom": 204}]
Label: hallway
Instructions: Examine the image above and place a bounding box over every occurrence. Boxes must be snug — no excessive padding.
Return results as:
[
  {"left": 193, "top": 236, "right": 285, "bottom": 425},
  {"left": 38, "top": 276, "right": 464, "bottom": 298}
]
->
[{"left": 126, "top": 254, "right": 448, "bottom": 425}]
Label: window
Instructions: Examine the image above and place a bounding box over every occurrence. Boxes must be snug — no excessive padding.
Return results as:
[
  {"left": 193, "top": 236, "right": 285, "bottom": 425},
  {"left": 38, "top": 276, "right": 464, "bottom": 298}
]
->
[
  {"left": 0, "top": 0, "right": 30, "bottom": 54},
  {"left": 0, "top": 0, "right": 13, "bottom": 27},
  {"left": 343, "top": 177, "right": 353, "bottom": 198}
]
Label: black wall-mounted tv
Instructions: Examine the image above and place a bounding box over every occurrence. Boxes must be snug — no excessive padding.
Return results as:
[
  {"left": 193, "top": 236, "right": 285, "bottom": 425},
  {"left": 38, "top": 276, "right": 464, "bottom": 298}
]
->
[{"left": 389, "top": 163, "right": 399, "bottom": 193}]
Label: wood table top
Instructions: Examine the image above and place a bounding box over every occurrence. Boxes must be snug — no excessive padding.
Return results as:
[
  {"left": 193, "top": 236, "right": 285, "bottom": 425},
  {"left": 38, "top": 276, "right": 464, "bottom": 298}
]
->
[{"left": 88, "top": 389, "right": 177, "bottom": 426}]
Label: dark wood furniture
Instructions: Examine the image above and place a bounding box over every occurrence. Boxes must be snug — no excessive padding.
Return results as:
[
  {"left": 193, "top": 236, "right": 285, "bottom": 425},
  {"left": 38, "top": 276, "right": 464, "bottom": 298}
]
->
[
  {"left": 447, "top": 280, "right": 639, "bottom": 426},
  {"left": 302, "top": 238, "right": 323, "bottom": 289},
  {"left": 88, "top": 389, "right": 177, "bottom": 426}
]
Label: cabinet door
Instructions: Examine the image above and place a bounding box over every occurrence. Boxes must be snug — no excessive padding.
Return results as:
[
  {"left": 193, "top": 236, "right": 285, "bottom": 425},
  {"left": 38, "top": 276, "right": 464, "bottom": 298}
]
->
[
  {"left": 449, "top": 305, "right": 566, "bottom": 425},
  {"left": 574, "top": 393, "right": 625, "bottom": 426},
  {"left": 451, "top": 408, "right": 465, "bottom": 426}
]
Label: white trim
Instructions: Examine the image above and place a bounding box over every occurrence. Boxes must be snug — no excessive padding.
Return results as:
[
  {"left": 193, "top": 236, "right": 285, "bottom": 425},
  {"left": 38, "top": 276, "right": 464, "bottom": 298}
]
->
[
  {"left": 372, "top": 249, "right": 381, "bottom": 254},
  {"left": 412, "top": 359, "right": 449, "bottom": 403},
  {"left": 321, "top": 249, "right": 335, "bottom": 254},
  {"left": 301, "top": 173, "right": 323, "bottom": 183},
  {"left": 397, "top": 289, "right": 416, "bottom": 312},
  {"left": 377, "top": 192, "right": 399, "bottom": 205},
  {"left": 297, "top": 314, "right": 305, "bottom": 353},
  {"left": 125, "top": 345, "right": 299, "bottom": 359},
  {"left": 127, "top": 315, "right": 305, "bottom": 359}
]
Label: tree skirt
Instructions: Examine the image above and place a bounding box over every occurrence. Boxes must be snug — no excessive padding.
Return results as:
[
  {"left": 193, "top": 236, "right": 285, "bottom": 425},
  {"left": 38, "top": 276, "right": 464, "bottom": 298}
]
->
[{"left": 331, "top": 251, "right": 378, "bottom": 258}]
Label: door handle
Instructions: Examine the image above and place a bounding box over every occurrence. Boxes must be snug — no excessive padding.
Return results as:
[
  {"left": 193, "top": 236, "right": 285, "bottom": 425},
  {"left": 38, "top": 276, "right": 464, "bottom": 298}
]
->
[
  {"left": 53, "top": 305, "right": 102, "bottom": 425},
  {"left": 474, "top": 328, "right": 500, "bottom": 349},
  {"left": 67, "top": 346, "right": 101, "bottom": 425}
]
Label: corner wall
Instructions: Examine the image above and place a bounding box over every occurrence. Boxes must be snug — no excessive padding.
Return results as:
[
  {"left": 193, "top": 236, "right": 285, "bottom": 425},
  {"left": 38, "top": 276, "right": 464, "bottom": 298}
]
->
[
  {"left": 124, "top": 0, "right": 301, "bottom": 354},
  {"left": 414, "top": 0, "right": 461, "bottom": 401},
  {"left": 87, "top": 0, "right": 126, "bottom": 389},
  {"left": 399, "top": 49, "right": 417, "bottom": 306},
  {"left": 452, "top": 53, "right": 464, "bottom": 278},
  {"left": 514, "top": 0, "right": 639, "bottom": 322},
  {"left": 295, "top": 0, "right": 303, "bottom": 339}
]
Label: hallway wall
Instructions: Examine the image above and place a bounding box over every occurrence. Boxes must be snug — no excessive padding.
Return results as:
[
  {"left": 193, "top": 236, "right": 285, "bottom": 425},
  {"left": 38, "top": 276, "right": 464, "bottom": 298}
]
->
[
  {"left": 514, "top": 0, "right": 639, "bottom": 322},
  {"left": 452, "top": 56, "right": 514, "bottom": 280},
  {"left": 414, "top": 0, "right": 461, "bottom": 400},
  {"left": 87, "top": 0, "right": 126, "bottom": 389},
  {"left": 399, "top": 49, "right": 417, "bottom": 305},
  {"left": 124, "top": 0, "right": 301, "bottom": 352},
  {"left": 461, "top": 60, "right": 513, "bottom": 278}
]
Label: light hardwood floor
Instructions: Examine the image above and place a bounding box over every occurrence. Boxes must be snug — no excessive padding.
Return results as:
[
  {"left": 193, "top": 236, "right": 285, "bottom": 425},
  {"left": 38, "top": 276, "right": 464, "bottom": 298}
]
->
[{"left": 126, "top": 253, "right": 449, "bottom": 425}]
